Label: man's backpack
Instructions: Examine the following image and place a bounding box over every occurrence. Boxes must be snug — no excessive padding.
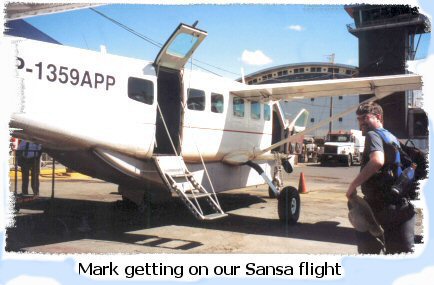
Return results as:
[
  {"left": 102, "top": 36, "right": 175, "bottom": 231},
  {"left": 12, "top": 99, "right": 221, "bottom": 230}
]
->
[{"left": 374, "top": 128, "right": 428, "bottom": 199}]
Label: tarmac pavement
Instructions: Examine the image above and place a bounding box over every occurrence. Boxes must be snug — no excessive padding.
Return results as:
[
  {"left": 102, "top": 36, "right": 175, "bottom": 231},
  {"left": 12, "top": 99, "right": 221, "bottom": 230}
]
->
[{"left": 6, "top": 163, "right": 423, "bottom": 254}]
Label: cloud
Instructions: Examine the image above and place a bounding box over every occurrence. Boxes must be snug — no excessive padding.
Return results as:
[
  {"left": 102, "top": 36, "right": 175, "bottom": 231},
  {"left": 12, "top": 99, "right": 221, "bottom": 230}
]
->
[
  {"left": 6, "top": 276, "right": 61, "bottom": 285},
  {"left": 286, "top": 25, "right": 305, "bottom": 31},
  {"left": 393, "top": 266, "right": 434, "bottom": 285},
  {"left": 241, "top": 50, "right": 272, "bottom": 66},
  {"left": 346, "top": 58, "right": 356, "bottom": 65}
]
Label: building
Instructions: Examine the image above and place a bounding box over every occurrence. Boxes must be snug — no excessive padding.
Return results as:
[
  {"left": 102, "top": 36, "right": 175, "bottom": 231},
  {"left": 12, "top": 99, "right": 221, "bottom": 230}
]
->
[
  {"left": 345, "top": 4, "right": 430, "bottom": 140},
  {"left": 241, "top": 62, "right": 359, "bottom": 137}
]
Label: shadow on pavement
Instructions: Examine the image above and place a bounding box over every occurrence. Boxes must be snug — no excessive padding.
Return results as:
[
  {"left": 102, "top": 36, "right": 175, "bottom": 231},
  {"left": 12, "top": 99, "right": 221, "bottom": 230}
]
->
[{"left": 6, "top": 193, "right": 356, "bottom": 253}]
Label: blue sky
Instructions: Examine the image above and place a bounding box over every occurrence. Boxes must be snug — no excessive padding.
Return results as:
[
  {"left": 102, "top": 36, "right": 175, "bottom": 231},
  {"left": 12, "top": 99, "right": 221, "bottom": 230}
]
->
[{"left": 24, "top": 4, "right": 429, "bottom": 79}]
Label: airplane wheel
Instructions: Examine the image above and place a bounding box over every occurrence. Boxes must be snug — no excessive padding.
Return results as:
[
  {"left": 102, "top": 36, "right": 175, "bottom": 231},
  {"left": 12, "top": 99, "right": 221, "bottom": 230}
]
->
[{"left": 278, "top": 186, "right": 300, "bottom": 225}]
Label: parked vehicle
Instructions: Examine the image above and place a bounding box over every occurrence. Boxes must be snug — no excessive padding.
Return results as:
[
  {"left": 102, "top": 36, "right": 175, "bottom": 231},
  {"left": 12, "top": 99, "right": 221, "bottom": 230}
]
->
[{"left": 320, "top": 130, "right": 365, "bottom": 166}]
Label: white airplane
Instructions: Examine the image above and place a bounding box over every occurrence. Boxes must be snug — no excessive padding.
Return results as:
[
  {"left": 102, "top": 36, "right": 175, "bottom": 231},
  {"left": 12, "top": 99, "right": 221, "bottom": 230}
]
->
[{"left": 6, "top": 7, "right": 422, "bottom": 224}]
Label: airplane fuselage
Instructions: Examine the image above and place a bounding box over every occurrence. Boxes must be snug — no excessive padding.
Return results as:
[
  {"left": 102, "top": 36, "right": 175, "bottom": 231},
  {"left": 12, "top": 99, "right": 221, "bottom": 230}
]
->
[{"left": 9, "top": 37, "right": 287, "bottom": 201}]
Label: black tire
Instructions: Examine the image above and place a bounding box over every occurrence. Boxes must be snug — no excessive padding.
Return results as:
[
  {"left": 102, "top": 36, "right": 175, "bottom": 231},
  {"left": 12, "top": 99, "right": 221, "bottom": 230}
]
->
[{"left": 278, "top": 186, "right": 300, "bottom": 225}]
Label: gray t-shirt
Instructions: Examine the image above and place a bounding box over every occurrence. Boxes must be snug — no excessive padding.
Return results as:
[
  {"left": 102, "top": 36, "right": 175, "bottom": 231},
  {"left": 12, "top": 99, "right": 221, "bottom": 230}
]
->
[
  {"left": 361, "top": 131, "right": 384, "bottom": 169},
  {"left": 360, "top": 129, "right": 396, "bottom": 201}
]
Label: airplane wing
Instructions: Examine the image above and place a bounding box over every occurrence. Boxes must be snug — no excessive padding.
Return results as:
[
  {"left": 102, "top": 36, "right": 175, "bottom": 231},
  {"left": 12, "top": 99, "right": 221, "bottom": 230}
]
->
[
  {"left": 5, "top": 3, "right": 101, "bottom": 20},
  {"left": 223, "top": 73, "right": 422, "bottom": 165},
  {"left": 229, "top": 74, "right": 422, "bottom": 101}
]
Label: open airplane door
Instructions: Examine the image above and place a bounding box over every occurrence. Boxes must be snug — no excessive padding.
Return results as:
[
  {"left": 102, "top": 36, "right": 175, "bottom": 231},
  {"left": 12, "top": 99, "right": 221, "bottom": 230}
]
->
[
  {"left": 153, "top": 23, "right": 207, "bottom": 155},
  {"left": 289, "top": 108, "right": 309, "bottom": 134},
  {"left": 154, "top": 23, "right": 207, "bottom": 70}
]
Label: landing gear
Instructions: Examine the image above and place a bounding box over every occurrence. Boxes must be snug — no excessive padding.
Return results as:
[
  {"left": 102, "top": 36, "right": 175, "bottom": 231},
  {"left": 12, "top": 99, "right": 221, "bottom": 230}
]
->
[
  {"left": 278, "top": 186, "right": 300, "bottom": 225},
  {"left": 268, "top": 186, "right": 277, "bottom": 198}
]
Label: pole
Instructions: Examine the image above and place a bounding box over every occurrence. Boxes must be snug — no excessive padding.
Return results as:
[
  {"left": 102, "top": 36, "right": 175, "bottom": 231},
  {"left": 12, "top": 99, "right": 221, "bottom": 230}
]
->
[
  {"left": 329, "top": 97, "right": 333, "bottom": 133},
  {"left": 51, "top": 157, "right": 55, "bottom": 199},
  {"left": 14, "top": 150, "right": 18, "bottom": 194}
]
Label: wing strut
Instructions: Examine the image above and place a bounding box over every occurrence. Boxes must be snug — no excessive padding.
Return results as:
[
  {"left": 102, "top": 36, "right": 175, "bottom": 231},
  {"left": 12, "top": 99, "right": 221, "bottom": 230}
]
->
[{"left": 254, "top": 96, "right": 377, "bottom": 159}]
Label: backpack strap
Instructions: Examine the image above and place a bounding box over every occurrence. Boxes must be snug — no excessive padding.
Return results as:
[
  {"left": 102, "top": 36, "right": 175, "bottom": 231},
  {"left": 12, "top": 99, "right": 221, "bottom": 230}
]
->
[{"left": 373, "top": 128, "right": 402, "bottom": 178}]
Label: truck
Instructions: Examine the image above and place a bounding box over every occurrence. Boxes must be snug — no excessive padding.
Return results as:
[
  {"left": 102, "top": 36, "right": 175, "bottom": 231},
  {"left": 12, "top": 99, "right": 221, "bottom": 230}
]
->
[{"left": 319, "top": 130, "right": 365, "bottom": 166}]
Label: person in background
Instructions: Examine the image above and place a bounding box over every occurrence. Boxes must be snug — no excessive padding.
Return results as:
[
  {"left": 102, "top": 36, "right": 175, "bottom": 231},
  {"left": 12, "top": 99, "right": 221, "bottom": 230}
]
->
[{"left": 17, "top": 139, "right": 42, "bottom": 197}]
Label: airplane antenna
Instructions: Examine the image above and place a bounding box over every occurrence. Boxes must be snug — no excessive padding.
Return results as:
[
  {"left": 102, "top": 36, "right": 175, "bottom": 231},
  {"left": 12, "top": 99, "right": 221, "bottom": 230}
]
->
[{"left": 192, "top": 20, "right": 199, "bottom": 28}]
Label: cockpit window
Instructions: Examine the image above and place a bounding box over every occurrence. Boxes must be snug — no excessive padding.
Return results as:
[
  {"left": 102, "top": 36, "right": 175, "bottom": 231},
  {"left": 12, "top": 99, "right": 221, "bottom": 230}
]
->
[
  {"left": 128, "top": 77, "right": 154, "bottom": 105},
  {"left": 328, "top": 135, "right": 351, "bottom": 142},
  {"left": 233, "top": 97, "right": 245, "bottom": 117},
  {"left": 187, "top": 88, "right": 205, "bottom": 111},
  {"left": 264, "top": 104, "right": 271, "bottom": 121},
  {"left": 251, "top": 101, "right": 261, "bottom": 120},
  {"left": 211, "top": 93, "right": 224, "bottom": 113}
]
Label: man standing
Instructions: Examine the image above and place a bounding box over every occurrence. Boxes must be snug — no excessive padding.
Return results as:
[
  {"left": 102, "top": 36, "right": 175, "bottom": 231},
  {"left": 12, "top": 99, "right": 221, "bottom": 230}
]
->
[
  {"left": 346, "top": 102, "right": 415, "bottom": 254},
  {"left": 17, "top": 139, "right": 42, "bottom": 197}
]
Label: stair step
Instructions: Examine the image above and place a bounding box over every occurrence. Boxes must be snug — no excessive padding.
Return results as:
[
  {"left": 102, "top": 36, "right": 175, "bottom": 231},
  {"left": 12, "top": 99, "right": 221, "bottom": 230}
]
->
[
  {"left": 185, "top": 192, "right": 212, "bottom": 199},
  {"left": 153, "top": 154, "right": 226, "bottom": 221},
  {"left": 169, "top": 173, "right": 193, "bottom": 178},
  {"left": 202, "top": 213, "right": 228, "bottom": 220},
  {"left": 175, "top": 182, "right": 195, "bottom": 192}
]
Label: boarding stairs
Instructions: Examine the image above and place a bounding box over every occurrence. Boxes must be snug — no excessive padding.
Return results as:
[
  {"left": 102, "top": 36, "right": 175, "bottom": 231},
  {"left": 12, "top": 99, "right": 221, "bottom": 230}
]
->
[{"left": 153, "top": 155, "right": 227, "bottom": 221}]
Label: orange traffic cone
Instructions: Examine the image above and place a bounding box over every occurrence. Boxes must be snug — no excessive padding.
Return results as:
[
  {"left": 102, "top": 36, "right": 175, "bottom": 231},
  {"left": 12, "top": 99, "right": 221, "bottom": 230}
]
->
[{"left": 298, "top": 172, "right": 308, "bottom": 194}]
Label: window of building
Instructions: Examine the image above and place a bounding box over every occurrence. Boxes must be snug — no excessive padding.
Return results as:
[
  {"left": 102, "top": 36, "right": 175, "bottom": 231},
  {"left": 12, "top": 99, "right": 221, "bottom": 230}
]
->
[
  {"left": 310, "top": 98, "right": 315, "bottom": 102},
  {"left": 283, "top": 70, "right": 288, "bottom": 75},
  {"left": 211, "top": 93, "right": 224, "bottom": 113},
  {"left": 187, "top": 88, "right": 205, "bottom": 111},
  {"left": 278, "top": 71, "right": 283, "bottom": 76},
  {"left": 328, "top": 68, "right": 339, "bottom": 73},
  {"left": 339, "top": 117, "right": 343, "bottom": 122},
  {"left": 264, "top": 104, "right": 271, "bottom": 121},
  {"left": 128, "top": 77, "right": 154, "bottom": 105},
  {"left": 294, "top": 68, "right": 305, "bottom": 73},
  {"left": 267, "top": 73, "right": 272, "bottom": 79},
  {"left": 233, "top": 97, "right": 245, "bottom": 117},
  {"left": 346, "top": 69, "right": 353, "bottom": 75},
  {"left": 339, "top": 96, "right": 343, "bottom": 100},
  {"left": 262, "top": 75, "right": 267, "bottom": 80},
  {"left": 310, "top": 118, "right": 315, "bottom": 123},
  {"left": 252, "top": 79, "right": 258, "bottom": 83},
  {"left": 250, "top": 101, "right": 261, "bottom": 120}
]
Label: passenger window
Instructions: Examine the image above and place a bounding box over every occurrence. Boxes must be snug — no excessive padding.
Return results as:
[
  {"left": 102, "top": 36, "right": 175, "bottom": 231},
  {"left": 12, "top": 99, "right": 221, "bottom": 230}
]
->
[
  {"left": 211, "top": 93, "right": 224, "bottom": 113},
  {"left": 128, "top": 77, "right": 154, "bottom": 105},
  {"left": 233, "top": 97, "right": 245, "bottom": 117},
  {"left": 264, "top": 104, "right": 271, "bottom": 121},
  {"left": 251, "top": 101, "right": 261, "bottom": 120},
  {"left": 187, "top": 88, "right": 205, "bottom": 111}
]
